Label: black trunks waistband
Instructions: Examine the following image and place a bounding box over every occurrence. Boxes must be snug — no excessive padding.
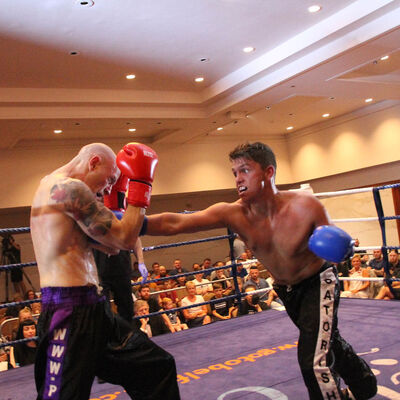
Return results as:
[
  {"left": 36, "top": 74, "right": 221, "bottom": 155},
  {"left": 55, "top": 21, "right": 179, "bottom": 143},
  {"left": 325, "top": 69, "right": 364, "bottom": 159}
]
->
[
  {"left": 41, "top": 286, "right": 105, "bottom": 307},
  {"left": 273, "top": 262, "right": 333, "bottom": 291}
]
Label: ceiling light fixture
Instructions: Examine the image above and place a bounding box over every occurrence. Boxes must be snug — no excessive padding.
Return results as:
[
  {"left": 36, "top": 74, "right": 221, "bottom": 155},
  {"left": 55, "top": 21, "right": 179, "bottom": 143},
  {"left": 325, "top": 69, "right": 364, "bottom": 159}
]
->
[
  {"left": 54, "top": 130, "right": 63, "bottom": 134},
  {"left": 243, "top": 47, "right": 255, "bottom": 53},
  {"left": 69, "top": 51, "right": 79, "bottom": 56},
  {"left": 380, "top": 55, "right": 389, "bottom": 61},
  {"left": 78, "top": 0, "right": 94, "bottom": 6},
  {"left": 194, "top": 77, "right": 204, "bottom": 83},
  {"left": 128, "top": 128, "right": 136, "bottom": 132},
  {"left": 286, "top": 126, "right": 294, "bottom": 131},
  {"left": 217, "top": 127, "right": 224, "bottom": 131},
  {"left": 322, "top": 113, "right": 330, "bottom": 118},
  {"left": 365, "top": 98, "right": 373, "bottom": 103},
  {"left": 126, "top": 74, "right": 136, "bottom": 80},
  {"left": 308, "top": 5, "right": 321, "bottom": 13},
  {"left": 200, "top": 57, "right": 210, "bottom": 63},
  {"left": 265, "top": 106, "right": 271, "bottom": 110}
]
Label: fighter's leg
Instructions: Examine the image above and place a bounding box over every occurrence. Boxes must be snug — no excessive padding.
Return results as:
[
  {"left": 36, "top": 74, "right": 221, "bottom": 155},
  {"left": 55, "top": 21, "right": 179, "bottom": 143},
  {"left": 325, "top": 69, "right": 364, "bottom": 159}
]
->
[
  {"left": 276, "top": 267, "right": 342, "bottom": 400},
  {"left": 97, "top": 329, "right": 180, "bottom": 400}
]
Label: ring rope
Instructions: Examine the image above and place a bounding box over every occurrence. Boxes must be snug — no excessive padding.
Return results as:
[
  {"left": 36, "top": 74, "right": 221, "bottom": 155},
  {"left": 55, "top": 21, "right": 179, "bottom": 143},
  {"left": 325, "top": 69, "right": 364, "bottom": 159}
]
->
[
  {"left": 142, "top": 233, "right": 235, "bottom": 252},
  {"left": 0, "top": 261, "right": 37, "bottom": 272},
  {"left": 0, "top": 287, "right": 271, "bottom": 349},
  {"left": 314, "top": 182, "right": 400, "bottom": 199}
]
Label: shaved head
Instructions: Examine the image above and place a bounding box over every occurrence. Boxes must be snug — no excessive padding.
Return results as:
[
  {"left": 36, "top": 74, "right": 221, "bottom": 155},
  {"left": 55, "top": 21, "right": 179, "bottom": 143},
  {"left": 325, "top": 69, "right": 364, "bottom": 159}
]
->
[{"left": 78, "top": 143, "right": 116, "bottom": 164}]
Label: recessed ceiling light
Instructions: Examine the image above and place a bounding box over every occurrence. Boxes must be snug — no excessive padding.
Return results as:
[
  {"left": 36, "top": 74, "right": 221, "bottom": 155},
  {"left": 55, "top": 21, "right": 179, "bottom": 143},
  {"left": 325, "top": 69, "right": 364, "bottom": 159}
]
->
[
  {"left": 126, "top": 74, "right": 136, "bottom": 80},
  {"left": 194, "top": 77, "right": 204, "bottom": 83},
  {"left": 54, "top": 130, "right": 63, "bottom": 134},
  {"left": 308, "top": 5, "right": 321, "bottom": 13},
  {"left": 78, "top": 0, "right": 94, "bottom": 6},
  {"left": 217, "top": 127, "right": 224, "bottom": 131},
  {"left": 365, "top": 98, "right": 373, "bottom": 103},
  {"left": 380, "top": 55, "right": 389, "bottom": 61},
  {"left": 329, "top": 96, "right": 335, "bottom": 100},
  {"left": 322, "top": 113, "right": 330, "bottom": 118},
  {"left": 265, "top": 106, "right": 271, "bottom": 110},
  {"left": 286, "top": 126, "right": 294, "bottom": 131},
  {"left": 200, "top": 57, "right": 210, "bottom": 63},
  {"left": 243, "top": 47, "right": 255, "bottom": 53},
  {"left": 128, "top": 128, "right": 136, "bottom": 132},
  {"left": 69, "top": 51, "right": 79, "bottom": 56}
]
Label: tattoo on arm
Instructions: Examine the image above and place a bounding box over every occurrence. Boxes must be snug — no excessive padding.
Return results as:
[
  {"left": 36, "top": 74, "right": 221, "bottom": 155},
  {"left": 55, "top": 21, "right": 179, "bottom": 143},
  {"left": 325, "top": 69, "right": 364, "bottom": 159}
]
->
[{"left": 50, "top": 180, "right": 113, "bottom": 236}]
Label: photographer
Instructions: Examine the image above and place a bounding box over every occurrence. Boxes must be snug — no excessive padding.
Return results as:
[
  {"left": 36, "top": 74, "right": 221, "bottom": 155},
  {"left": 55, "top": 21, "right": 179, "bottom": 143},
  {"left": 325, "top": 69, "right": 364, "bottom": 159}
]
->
[
  {"left": 1, "top": 235, "right": 26, "bottom": 295},
  {"left": 239, "top": 285, "right": 262, "bottom": 315}
]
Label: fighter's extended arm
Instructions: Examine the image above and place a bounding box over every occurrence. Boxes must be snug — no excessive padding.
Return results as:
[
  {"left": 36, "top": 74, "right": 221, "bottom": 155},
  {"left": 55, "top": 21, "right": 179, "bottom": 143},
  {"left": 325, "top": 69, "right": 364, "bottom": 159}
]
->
[
  {"left": 145, "top": 202, "right": 230, "bottom": 235},
  {"left": 49, "top": 178, "right": 144, "bottom": 250}
]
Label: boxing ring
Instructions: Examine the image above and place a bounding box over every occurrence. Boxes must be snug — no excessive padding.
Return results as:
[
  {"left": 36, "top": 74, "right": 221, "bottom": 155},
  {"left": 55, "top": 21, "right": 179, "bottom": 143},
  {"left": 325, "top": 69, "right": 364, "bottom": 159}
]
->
[
  {"left": 1, "top": 183, "right": 400, "bottom": 399},
  {"left": 1, "top": 300, "right": 400, "bottom": 399}
]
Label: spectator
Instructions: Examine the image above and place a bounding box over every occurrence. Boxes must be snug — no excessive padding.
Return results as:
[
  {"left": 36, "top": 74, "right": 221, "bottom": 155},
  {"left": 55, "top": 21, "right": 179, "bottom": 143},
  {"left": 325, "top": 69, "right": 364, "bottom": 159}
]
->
[
  {"left": 192, "top": 266, "right": 213, "bottom": 297},
  {"left": 368, "top": 249, "right": 384, "bottom": 276},
  {"left": 131, "top": 261, "right": 142, "bottom": 282},
  {"left": 233, "top": 237, "right": 246, "bottom": 259},
  {"left": 212, "top": 267, "right": 232, "bottom": 296},
  {"left": 209, "top": 261, "right": 229, "bottom": 281},
  {"left": 210, "top": 283, "right": 236, "bottom": 321},
  {"left": 353, "top": 238, "right": 366, "bottom": 254},
  {"left": 0, "top": 347, "right": 13, "bottom": 371},
  {"left": 175, "top": 275, "right": 188, "bottom": 303},
  {"left": 169, "top": 259, "right": 188, "bottom": 276},
  {"left": 150, "top": 262, "right": 160, "bottom": 279},
  {"left": 2, "top": 235, "right": 27, "bottom": 296},
  {"left": 239, "top": 285, "right": 262, "bottom": 315},
  {"left": 132, "top": 300, "right": 172, "bottom": 337},
  {"left": 159, "top": 279, "right": 179, "bottom": 303},
  {"left": 388, "top": 250, "right": 400, "bottom": 275},
  {"left": 230, "top": 259, "right": 248, "bottom": 280},
  {"left": 11, "top": 307, "right": 33, "bottom": 340},
  {"left": 136, "top": 284, "right": 173, "bottom": 331},
  {"left": 243, "top": 266, "right": 271, "bottom": 309},
  {"left": 341, "top": 255, "right": 370, "bottom": 298},
  {"left": 10, "top": 319, "right": 37, "bottom": 367},
  {"left": 137, "top": 284, "right": 160, "bottom": 313},
  {"left": 31, "top": 302, "right": 42, "bottom": 317},
  {"left": 181, "top": 281, "right": 211, "bottom": 328},
  {"left": 5, "top": 293, "right": 23, "bottom": 318},
  {"left": 161, "top": 298, "right": 188, "bottom": 332},
  {"left": 336, "top": 262, "right": 349, "bottom": 291},
  {"left": 201, "top": 258, "right": 212, "bottom": 278}
]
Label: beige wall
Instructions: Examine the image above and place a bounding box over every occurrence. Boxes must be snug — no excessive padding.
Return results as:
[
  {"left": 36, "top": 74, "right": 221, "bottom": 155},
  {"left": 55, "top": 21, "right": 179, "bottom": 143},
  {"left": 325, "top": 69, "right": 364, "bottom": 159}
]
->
[
  {"left": 288, "top": 103, "right": 400, "bottom": 182},
  {"left": 0, "top": 103, "right": 399, "bottom": 209}
]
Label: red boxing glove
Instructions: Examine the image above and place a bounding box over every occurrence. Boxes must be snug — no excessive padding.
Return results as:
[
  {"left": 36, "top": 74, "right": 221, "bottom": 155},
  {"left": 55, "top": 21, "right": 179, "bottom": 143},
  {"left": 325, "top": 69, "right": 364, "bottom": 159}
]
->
[
  {"left": 116, "top": 142, "right": 158, "bottom": 208},
  {"left": 103, "top": 174, "right": 129, "bottom": 211}
]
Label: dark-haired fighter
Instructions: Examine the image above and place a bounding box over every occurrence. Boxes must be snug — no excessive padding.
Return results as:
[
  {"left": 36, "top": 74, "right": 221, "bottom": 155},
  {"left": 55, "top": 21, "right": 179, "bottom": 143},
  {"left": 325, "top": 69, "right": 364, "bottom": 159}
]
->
[
  {"left": 144, "top": 142, "right": 376, "bottom": 400},
  {"left": 31, "top": 142, "right": 180, "bottom": 400}
]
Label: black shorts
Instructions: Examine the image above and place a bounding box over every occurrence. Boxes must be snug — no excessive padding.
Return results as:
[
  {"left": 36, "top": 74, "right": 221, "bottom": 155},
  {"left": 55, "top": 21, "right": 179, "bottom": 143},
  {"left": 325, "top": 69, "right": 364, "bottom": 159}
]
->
[{"left": 35, "top": 286, "right": 180, "bottom": 400}]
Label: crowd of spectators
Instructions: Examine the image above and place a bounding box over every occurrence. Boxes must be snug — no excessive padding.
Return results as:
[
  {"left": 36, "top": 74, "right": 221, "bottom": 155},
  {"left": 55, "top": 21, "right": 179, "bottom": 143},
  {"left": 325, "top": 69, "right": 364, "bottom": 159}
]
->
[{"left": 1, "top": 240, "right": 400, "bottom": 372}]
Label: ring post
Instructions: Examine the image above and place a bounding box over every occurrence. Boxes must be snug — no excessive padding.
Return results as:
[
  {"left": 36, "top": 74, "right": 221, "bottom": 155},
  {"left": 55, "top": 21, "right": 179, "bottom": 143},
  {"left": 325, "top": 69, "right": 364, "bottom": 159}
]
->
[
  {"left": 227, "top": 229, "right": 242, "bottom": 312},
  {"left": 372, "top": 187, "right": 394, "bottom": 295}
]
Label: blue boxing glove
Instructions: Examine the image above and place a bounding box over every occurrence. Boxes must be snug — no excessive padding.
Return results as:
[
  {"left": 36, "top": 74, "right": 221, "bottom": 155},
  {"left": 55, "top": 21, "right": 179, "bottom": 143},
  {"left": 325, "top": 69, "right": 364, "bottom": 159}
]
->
[
  {"left": 138, "top": 262, "right": 148, "bottom": 282},
  {"left": 308, "top": 225, "right": 354, "bottom": 263}
]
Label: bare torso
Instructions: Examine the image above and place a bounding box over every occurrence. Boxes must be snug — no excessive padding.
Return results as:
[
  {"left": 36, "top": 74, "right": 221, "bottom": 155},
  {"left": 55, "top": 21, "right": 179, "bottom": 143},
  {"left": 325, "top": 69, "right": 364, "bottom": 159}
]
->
[
  {"left": 30, "top": 173, "right": 99, "bottom": 288},
  {"left": 225, "top": 191, "right": 329, "bottom": 285}
]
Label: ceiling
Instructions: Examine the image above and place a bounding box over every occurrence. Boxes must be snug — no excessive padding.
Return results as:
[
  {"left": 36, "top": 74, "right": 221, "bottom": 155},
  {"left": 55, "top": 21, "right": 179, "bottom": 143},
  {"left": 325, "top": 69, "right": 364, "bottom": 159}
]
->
[{"left": 0, "top": 0, "right": 399, "bottom": 150}]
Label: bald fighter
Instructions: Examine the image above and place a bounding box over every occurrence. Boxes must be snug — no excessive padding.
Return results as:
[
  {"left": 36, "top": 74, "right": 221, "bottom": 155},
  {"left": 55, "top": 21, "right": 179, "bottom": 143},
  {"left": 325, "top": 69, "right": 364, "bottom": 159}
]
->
[
  {"left": 31, "top": 143, "right": 180, "bottom": 400},
  {"left": 143, "top": 142, "right": 376, "bottom": 400}
]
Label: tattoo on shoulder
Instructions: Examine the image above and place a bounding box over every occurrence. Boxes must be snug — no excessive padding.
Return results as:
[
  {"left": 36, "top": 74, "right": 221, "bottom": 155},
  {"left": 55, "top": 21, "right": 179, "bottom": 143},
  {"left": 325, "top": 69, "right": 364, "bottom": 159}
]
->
[{"left": 50, "top": 180, "right": 113, "bottom": 236}]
